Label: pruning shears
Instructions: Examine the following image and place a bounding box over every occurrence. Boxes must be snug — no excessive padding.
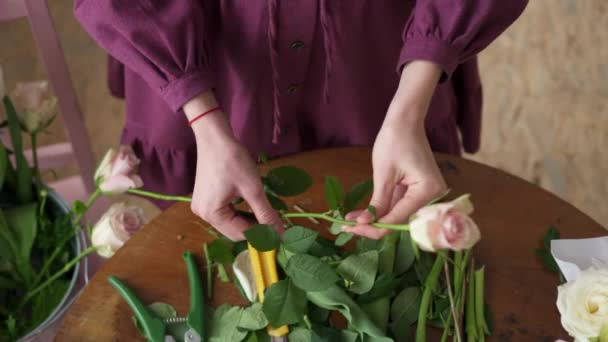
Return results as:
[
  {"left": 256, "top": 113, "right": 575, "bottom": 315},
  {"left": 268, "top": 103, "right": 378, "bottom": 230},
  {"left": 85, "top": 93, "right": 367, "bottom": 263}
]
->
[
  {"left": 247, "top": 243, "right": 289, "bottom": 341},
  {"left": 108, "top": 251, "right": 205, "bottom": 342}
]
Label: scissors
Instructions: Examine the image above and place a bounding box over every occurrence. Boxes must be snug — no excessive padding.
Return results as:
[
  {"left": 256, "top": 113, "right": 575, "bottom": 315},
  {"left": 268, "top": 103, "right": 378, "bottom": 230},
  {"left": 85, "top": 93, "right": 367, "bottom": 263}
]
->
[{"left": 108, "top": 251, "right": 205, "bottom": 342}]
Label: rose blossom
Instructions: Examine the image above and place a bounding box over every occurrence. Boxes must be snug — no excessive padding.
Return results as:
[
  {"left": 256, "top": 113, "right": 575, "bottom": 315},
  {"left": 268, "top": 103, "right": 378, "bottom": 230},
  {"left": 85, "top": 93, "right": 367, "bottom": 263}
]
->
[
  {"left": 11, "top": 81, "right": 58, "bottom": 133},
  {"left": 91, "top": 203, "right": 148, "bottom": 258},
  {"left": 409, "top": 194, "right": 480, "bottom": 252},
  {"left": 95, "top": 146, "right": 143, "bottom": 194},
  {"left": 557, "top": 266, "right": 608, "bottom": 342}
]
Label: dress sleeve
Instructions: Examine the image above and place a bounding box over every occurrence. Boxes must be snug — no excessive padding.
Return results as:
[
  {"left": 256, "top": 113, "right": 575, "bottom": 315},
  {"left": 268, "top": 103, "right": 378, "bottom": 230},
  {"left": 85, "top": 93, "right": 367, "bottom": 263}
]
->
[
  {"left": 398, "top": 0, "right": 528, "bottom": 81},
  {"left": 74, "top": 0, "right": 214, "bottom": 112}
]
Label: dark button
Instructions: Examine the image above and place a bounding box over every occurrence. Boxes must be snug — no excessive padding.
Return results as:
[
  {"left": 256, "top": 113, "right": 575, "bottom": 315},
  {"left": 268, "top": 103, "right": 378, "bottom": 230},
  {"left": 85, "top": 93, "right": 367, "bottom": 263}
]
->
[
  {"left": 290, "top": 40, "right": 305, "bottom": 51},
  {"left": 286, "top": 84, "right": 300, "bottom": 95}
]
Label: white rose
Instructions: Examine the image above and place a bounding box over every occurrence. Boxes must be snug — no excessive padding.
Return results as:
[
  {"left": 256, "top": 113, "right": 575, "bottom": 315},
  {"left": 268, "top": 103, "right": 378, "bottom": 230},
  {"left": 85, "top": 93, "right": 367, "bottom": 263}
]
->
[
  {"left": 557, "top": 266, "right": 608, "bottom": 342},
  {"left": 91, "top": 203, "right": 148, "bottom": 258},
  {"left": 11, "top": 81, "right": 58, "bottom": 133}
]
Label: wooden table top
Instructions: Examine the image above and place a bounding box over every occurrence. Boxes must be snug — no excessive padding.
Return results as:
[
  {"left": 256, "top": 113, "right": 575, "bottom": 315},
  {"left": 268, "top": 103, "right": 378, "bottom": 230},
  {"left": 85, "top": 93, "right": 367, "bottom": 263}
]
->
[{"left": 56, "top": 148, "right": 605, "bottom": 342}]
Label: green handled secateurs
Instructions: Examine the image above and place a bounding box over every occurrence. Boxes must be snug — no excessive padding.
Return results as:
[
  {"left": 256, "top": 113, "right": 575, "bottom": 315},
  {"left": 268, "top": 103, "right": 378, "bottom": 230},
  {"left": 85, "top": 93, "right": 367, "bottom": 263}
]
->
[{"left": 108, "top": 251, "right": 205, "bottom": 342}]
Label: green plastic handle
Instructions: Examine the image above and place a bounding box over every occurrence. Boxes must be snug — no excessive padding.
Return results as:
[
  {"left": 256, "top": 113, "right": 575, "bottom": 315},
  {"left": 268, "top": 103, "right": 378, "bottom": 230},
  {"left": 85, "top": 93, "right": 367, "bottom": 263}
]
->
[
  {"left": 108, "top": 276, "right": 166, "bottom": 342},
  {"left": 183, "top": 251, "right": 205, "bottom": 339}
]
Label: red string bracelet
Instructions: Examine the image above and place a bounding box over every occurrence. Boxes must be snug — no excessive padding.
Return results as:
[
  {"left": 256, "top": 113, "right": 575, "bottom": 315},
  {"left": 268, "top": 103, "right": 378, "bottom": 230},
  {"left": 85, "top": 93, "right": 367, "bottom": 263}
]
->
[{"left": 188, "top": 106, "right": 221, "bottom": 126}]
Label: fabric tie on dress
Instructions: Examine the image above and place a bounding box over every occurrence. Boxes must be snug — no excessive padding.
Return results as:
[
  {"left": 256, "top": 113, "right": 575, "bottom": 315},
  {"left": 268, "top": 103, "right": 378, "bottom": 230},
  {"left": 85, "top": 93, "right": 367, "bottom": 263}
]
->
[{"left": 267, "top": 0, "right": 333, "bottom": 144}]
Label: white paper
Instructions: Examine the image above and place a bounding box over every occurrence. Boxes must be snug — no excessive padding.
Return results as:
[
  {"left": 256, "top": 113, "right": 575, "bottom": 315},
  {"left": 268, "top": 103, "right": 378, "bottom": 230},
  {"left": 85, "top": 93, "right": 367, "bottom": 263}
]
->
[{"left": 550, "top": 236, "right": 608, "bottom": 282}]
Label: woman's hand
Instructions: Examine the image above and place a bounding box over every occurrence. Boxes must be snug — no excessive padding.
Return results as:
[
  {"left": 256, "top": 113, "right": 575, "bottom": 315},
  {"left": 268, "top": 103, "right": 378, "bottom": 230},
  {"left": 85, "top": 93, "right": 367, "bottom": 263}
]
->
[
  {"left": 184, "top": 92, "right": 283, "bottom": 240},
  {"left": 343, "top": 61, "right": 448, "bottom": 239}
]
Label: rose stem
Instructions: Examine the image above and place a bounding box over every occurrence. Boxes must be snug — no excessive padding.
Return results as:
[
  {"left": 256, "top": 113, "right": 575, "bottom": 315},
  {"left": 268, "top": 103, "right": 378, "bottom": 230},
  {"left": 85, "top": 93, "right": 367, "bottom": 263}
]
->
[
  {"left": 32, "top": 189, "right": 101, "bottom": 288},
  {"left": 443, "top": 256, "right": 462, "bottom": 342},
  {"left": 203, "top": 243, "right": 213, "bottom": 299},
  {"left": 293, "top": 204, "right": 320, "bottom": 224},
  {"left": 416, "top": 253, "right": 445, "bottom": 342},
  {"left": 19, "top": 246, "right": 97, "bottom": 309}
]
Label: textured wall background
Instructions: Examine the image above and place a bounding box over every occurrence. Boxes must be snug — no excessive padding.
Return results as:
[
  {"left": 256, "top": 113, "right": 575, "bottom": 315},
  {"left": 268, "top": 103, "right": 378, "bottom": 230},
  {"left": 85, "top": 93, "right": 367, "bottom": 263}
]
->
[{"left": 0, "top": 1, "right": 606, "bottom": 226}]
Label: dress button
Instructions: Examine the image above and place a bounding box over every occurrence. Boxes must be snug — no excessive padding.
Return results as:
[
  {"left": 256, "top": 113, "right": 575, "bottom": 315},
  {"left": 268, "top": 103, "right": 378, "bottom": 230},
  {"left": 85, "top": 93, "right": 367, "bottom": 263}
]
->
[
  {"left": 286, "top": 84, "right": 300, "bottom": 95},
  {"left": 290, "top": 40, "right": 305, "bottom": 51}
]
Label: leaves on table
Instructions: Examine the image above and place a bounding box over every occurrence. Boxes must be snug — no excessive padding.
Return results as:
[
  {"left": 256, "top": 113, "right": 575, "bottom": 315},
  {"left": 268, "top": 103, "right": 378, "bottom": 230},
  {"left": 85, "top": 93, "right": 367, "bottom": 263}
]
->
[
  {"left": 282, "top": 226, "right": 319, "bottom": 254},
  {"left": 334, "top": 233, "right": 353, "bottom": 247},
  {"left": 357, "top": 274, "right": 401, "bottom": 304},
  {"left": 286, "top": 254, "right": 339, "bottom": 291},
  {"left": 207, "top": 238, "right": 235, "bottom": 264},
  {"left": 239, "top": 303, "right": 268, "bottom": 330},
  {"left": 536, "top": 226, "right": 564, "bottom": 280},
  {"left": 133, "top": 302, "right": 177, "bottom": 336},
  {"left": 343, "top": 179, "right": 373, "bottom": 213},
  {"left": 308, "top": 237, "right": 339, "bottom": 258},
  {"left": 209, "top": 304, "right": 249, "bottom": 342},
  {"left": 266, "top": 193, "right": 288, "bottom": 211},
  {"left": 264, "top": 166, "right": 313, "bottom": 197},
  {"left": 337, "top": 250, "right": 379, "bottom": 294},
  {"left": 262, "top": 279, "right": 307, "bottom": 326},
  {"left": 244, "top": 224, "right": 279, "bottom": 252},
  {"left": 324, "top": 176, "right": 344, "bottom": 210},
  {"left": 394, "top": 231, "right": 415, "bottom": 275},
  {"left": 288, "top": 327, "right": 312, "bottom": 342},
  {"left": 306, "top": 285, "right": 392, "bottom": 341},
  {"left": 390, "top": 287, "right": 421, "bottom": 326}
]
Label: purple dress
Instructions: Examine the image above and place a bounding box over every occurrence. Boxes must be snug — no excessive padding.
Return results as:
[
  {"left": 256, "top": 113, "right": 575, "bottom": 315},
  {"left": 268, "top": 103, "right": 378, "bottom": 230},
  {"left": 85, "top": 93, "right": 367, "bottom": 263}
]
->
[{"left": 75, "top": 0, "right": 527, "bottom": 208}]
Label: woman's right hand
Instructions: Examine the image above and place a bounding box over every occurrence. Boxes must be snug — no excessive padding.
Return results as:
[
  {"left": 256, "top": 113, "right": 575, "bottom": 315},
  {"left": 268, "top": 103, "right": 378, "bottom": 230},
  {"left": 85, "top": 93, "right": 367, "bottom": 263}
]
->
[{"left": 184, "top": 92, "right": 283, "bottom": 240}]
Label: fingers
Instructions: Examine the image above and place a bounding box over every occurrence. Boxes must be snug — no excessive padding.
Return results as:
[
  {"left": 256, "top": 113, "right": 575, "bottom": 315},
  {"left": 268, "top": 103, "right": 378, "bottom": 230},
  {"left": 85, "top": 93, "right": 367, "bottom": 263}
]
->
[
  {"left": 379, "top": 182, "right": 446, "bottom": 224},
  {"left": 195, "top": 204, "right": 252, "bottom": 241},
  {"left": 342, "top": 225, "right": 390, "bottom": 240},
  {"left": 241, "top": 182, "right": 285, "bottom": 235}
]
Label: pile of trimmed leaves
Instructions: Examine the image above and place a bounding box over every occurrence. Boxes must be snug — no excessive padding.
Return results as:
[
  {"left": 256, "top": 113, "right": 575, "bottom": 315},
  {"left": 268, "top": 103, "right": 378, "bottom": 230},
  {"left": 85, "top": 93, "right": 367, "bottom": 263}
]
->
[{"left": 197, "top": 166, "right": 492, "bottom": 342}]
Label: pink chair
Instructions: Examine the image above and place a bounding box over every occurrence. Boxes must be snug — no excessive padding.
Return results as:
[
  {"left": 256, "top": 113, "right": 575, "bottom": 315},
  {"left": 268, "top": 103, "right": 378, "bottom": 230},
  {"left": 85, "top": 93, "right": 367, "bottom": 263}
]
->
[{"left": 1, "top": 0, "right": 106, "bottom": 211}]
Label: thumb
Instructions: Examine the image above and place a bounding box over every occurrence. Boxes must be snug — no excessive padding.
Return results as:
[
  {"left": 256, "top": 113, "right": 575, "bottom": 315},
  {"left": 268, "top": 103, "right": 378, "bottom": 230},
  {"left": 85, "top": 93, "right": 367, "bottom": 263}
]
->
[
  {"left": 357, "top": 173, "right": 395, "bottom": 224},
  {"left": 242, "top": 185, "right": 284, "bottom": 234}
]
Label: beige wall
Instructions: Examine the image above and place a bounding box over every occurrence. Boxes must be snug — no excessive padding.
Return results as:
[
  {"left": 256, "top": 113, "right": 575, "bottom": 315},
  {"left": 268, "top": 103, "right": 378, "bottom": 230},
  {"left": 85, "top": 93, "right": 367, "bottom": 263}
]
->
[{"left": 1, "top": 1, "right": 606, "bottom": 226}]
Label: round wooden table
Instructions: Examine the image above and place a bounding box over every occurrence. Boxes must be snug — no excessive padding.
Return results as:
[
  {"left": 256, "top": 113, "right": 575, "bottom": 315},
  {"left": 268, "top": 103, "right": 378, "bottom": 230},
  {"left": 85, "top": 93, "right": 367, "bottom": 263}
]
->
[{"left": 56, "top": 148, "right": 605, "bottom": 341}]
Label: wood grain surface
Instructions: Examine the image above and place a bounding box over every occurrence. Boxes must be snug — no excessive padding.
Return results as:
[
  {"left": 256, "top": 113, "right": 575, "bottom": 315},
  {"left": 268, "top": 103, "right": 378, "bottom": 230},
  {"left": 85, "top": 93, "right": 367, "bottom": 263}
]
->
[{"left": 55, "top": 148, "right": 605, "bottom": 341}]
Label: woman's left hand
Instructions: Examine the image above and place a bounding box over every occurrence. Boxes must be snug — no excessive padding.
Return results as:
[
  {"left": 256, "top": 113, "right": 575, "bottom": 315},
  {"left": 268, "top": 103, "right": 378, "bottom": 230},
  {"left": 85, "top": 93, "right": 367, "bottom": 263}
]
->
[{"left": 343, "top": 61, "right": 448, "bottom": 239}]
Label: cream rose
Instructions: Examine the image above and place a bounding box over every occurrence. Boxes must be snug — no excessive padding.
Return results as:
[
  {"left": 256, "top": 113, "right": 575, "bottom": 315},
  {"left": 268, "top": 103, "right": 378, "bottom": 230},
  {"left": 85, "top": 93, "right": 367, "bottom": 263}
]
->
[
  {"left": 556, "top": 266, "right": 608, "bottom": 342},
  {"left": 91, "top": 203, "right": 148, "bottom": 258},
  {"left": 95, "top": 146, "right": 143, "bottom": 194},
  {"left": 409, "top": 194, "right": 480, "bottom": 252},
  {"left": 11, "top": 81, "right": 58, "bottom": 133}
]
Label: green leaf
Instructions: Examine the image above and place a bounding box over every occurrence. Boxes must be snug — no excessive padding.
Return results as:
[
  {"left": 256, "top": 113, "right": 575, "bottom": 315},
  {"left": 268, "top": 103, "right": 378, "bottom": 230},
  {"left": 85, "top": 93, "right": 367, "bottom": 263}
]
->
[
  {"left": 286, "top": 254, "right": 340, "bottom": 291},
  {"left": 233, "top": 240, "right": 249, "bottom": 256},
  {"left": 324, "top": 176, "right": 344, "bottom": 210},
  {"left": 239, "top": 303, "right": 268, "bottom": 330},
  {"left": 0, "top": 210, "right": 18, "bottom": 261},
  {"left": 207, "top": 239, "right": 235, "bottom": 264},
  {"left": 357, "top": 274, "right": 400, "bottom": 304},
  {"left": 328, "top": 222, "right": 342, "bottom": 235},
  {"left": 289, "top": 327, "right": 312, "bottom": 342},
  {"left": 390, "top": 287, "right": 422, "bottom": 325},
  {"left": 484, "top": 302, "right": 494, "bottom": 335},
  {"left": 306, "top": 285, "right": 392, "bottom": 341},
  {"left": 277, "top": 245, "right": 295, "bottom": 270},
  {"left": 72, "top": 200, "right": 87, "bottom": 216},
  {"left": 340, "top": 330, "right": 358, "bottom": 342},
  {"left": 543, "top": 226, "right": 560, "bottom": 249},
  {"left": 535, "top": 248, "right": 560, "bottom": 274},
  {"left": 390, "top": 320, "right": 411, "bottom": 342},
  {"left": 334, "top": 233, "right": 353, "bottom": 247},
  {"left": 262, "top": 279, "right": 307, "bottom": 326},
  {"left": 311, "top": 324, "right": 342, "bottom": 342},
  {"left": 367, "top": 205, "right": 377, "bottom": 221},
  {"left": 209, "top": 304, "right": 248, "bottom": 342},
  {"left": 0, "top": 143, "right": 8, "bottom": 191},
  {"left": 3, "top": 96, "right": 33, "bottom": 203},
  {"left": 0, "top": 273, "right": 18, "bottom": 289},
  {"left": 337, "top": 251, "right": 379, "bottom": 294},
  {"left": 265, "top": 166, "right": 313, "bottom": 197},
  {"left": 415, "top": 252, "right": 434, "bottom": 283},
  {"left": 308, "top": 303, "right": 330, "bottom": 323},
  {"left": 266, "top": 193, "right": 288, "bottom": 211},
  {"left": 360, "top": 297, "right": 390, "bottom": 332},
  {"left": 343, "top": 179, "right": 373, "bottom": 213},
  {"left": 394, "top": 231, "right": 415, "bottom": 275},
  {"left": 356, "top": 237, "right": 382, "bottom": 253},
  {"left": 308, "top": 237, "right": 339, "bottom": 258},
  {"left": 6, "top": 315, "right": 16, "bottom": 340},
  {"left": 282, "top": 226, "right": 319, "bottom": 253},
  {"left": 244, "top": 224, "right": 279, "bottom": 252},
  {"left": 5, "top": 203, "right": 38, "bottom": 262}
]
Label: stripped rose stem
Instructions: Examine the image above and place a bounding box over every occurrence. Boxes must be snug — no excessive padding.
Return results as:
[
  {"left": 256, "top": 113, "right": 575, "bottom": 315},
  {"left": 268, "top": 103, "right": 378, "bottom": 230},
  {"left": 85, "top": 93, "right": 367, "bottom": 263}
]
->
[
  {"left": 444, "top": 258, "right": 462, "bottom": 342},
  {"left": 293, "top": 204, "right": 320, "bottom": 224}
]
